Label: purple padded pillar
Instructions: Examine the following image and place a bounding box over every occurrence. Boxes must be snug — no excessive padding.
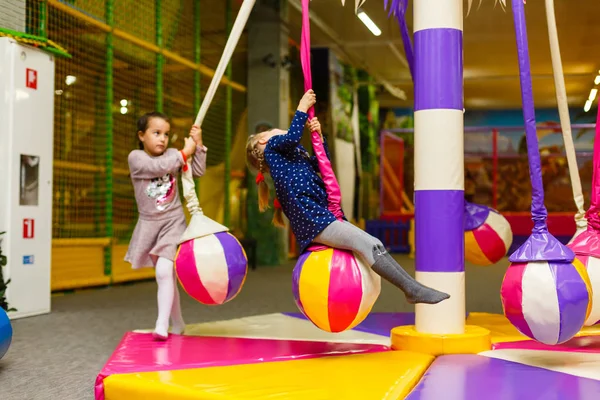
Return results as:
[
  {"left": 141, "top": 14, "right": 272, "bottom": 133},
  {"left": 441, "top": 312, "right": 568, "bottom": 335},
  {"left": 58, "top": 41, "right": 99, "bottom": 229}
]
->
[{"left": 413, "top": 0, "right": 465, "bottom": 334}]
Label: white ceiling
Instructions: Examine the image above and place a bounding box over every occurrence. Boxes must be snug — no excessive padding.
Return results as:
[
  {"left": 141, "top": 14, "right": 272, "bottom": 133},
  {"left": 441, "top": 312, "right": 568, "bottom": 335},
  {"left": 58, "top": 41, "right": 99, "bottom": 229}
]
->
[{"left": 286, "top": 0, "right": 600, "bottom": 110}]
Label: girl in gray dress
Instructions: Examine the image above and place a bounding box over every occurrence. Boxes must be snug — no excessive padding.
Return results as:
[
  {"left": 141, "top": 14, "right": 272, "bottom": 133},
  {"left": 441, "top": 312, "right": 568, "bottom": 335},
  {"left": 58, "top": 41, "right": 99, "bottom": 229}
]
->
[{"left": 126, "top": 112, "right": 208, "bottom": 340}]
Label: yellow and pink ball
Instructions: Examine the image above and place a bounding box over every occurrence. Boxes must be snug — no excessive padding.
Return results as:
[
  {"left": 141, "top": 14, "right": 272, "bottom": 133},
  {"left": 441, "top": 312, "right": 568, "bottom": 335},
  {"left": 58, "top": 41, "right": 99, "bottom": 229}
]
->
[
  {"left": 292, "top": 245, "right": 381, "bottom": 333},
  {"left": 464, "top": 203, "right": 513, "bottom": 266}
]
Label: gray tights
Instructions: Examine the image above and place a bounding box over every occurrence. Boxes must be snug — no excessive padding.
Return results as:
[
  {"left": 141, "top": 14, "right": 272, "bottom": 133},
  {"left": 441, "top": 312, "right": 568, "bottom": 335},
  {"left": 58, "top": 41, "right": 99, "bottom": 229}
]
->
[
  {"left": 313, "top": 220, "right": 450, "bottom": 304},
  {"left": 314, "top": 220, "right": 382, "bottom": 265}
]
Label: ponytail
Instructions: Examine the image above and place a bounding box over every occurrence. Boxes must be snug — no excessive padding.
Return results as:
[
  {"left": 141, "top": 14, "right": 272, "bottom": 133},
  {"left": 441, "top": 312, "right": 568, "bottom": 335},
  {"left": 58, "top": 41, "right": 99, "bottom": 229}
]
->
[
  {"left": 246, "top": 134, "right": 286, "bottom": 228},
  {"left": 256, "top": 172, "right": 285, "bottom": 227},
  {"left": 256, "top": 173, "right": 270, "bottom": 212},
  {"left": 272, "top": 198, "right": 285, "bottom": 228}
]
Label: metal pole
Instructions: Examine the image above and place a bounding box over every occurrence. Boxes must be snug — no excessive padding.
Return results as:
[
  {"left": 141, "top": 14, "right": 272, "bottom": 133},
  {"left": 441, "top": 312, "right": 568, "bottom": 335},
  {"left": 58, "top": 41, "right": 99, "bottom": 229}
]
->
[
  {"left": 93, "top": 76, "right": 101, "bottom": 236},
  {"left": 156, "top": 0, "right": 164, "bottom": 112},
  {"left": 224, "top": 0, "right": 233, "bottom": 226},
  {"left": 492, "top": 128, "right": 498, "bottom": 209},
  {"left": 104, "top": 0, "right": 115, "bottom": 276},
  {"left": 39, "top": 0, "right": 48, "bottom": 38},
  {"left": 413, "top": 0, "right": 465, "bottom": 334}
]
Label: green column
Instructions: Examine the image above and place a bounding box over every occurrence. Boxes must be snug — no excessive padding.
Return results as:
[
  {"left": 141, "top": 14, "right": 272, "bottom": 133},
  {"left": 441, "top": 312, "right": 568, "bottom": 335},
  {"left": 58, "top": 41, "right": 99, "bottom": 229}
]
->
[
  {"left": 93, "top": 77, "right": 101, "bottom": 236},
  {"left": 193, "top": 0, "right": 201, "bottom": 197},
  {"left": 156, "top": 0, "right": 164, "bottom": 112},
  {"left": 366, "top": 76, "right": 379, "bottom": 220},
  {"left": 104, "top": 0, "right": 115, "bottom": 276},
  {"left": 224, "top": 0, "right": 233, "bottom": 226},
  {"left": 38, "top": 1, "right": 47, "bottom": 38}
]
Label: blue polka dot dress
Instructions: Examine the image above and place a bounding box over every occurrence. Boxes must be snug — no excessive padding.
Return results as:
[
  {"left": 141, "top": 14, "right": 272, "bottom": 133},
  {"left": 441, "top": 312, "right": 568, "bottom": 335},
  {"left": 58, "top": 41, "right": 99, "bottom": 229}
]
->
[{"left": 265, "top": 110, "right": 344, "bottom": 253}]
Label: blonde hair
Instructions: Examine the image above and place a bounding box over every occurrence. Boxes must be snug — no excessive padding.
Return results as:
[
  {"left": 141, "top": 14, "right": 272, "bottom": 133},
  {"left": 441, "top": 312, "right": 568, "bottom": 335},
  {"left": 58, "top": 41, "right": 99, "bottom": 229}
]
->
[{"left": 246, "top": 134, "right": 285, "bottom": 227}]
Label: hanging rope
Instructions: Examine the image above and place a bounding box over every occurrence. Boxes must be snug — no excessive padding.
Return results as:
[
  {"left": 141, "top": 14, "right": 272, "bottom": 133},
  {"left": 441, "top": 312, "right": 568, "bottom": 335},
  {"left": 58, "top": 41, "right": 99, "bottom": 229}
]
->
[
  {"left": 181, "top": 0, "right": 256, "bottom": 217},
  {"left": 508, "top": 0, "right": 573, "bottom": 263},
  {"left": 587, "top": 108, "right": 600, "bottom": 231},
  {"left": 569, "top": 107, "right": 600, "bottom": 256},
  {"left": 300, "top": 0, "right": 344, "bottom": 220},
  {"left": 544, "top": 0, "right": 586, "bottom": 235}
]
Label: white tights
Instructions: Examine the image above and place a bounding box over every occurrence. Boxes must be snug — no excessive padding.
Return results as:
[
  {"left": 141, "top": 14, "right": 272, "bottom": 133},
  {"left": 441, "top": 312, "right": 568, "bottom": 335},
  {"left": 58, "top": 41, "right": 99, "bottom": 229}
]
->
[{"left": 154, "top": 257, "right": 185, "bottom": 339}]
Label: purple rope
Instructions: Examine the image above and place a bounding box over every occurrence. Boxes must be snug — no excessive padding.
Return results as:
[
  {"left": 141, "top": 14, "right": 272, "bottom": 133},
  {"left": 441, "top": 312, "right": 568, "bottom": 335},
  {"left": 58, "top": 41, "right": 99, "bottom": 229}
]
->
[
  {"left": 508, "top": 0, "right": 573, "bottom": 262},
  {"left": 385, "top": 0, "right": 414, "bottom": 81},
  {"left": 512, "top": 0, "right": 546, "bottom": 232}
]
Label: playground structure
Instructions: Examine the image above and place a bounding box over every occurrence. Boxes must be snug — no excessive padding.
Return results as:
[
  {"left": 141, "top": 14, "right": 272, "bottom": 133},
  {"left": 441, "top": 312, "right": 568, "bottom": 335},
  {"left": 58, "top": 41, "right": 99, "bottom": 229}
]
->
[
  {"left": 372, "top": 123, "right": 596, "bottom": 255},
  {"left": 1, "top": 0, "right": 252, "bottom": 292},
  {"left": 1, "top": 0, "right": 600, "bottom": 398},
  {"left": 94, "top": 0, "right": 600, "bottom": 398},
  {"left": 0, "top": 0, "right": 381, "bottom": 293}
]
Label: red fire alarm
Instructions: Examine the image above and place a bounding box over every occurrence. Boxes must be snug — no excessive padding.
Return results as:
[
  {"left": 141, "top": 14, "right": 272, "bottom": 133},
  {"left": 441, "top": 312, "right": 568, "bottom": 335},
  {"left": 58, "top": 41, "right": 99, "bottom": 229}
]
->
[
  {"left": 26, "top": 68, "right": 37, "bottom": 90},
  {"left": 23, "top": 218, "right": 35, "bottom": 239}
]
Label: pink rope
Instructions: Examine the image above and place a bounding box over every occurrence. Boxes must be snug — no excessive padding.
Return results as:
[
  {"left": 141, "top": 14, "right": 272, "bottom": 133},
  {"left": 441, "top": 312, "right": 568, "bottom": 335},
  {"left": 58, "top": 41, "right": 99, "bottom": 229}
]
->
[
  {"left": 300, "top": 0, "right": 344, "bottom": 220},
  {"left": 586, "top": 106, "right": 600, "bottom": 230}
]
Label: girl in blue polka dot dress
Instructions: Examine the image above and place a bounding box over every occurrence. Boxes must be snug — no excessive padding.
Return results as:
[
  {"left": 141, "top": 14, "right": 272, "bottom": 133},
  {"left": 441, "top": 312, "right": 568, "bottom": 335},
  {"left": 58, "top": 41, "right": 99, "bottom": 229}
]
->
[{"left": 245, "top": 90, "right": 449, "bottom": 305}]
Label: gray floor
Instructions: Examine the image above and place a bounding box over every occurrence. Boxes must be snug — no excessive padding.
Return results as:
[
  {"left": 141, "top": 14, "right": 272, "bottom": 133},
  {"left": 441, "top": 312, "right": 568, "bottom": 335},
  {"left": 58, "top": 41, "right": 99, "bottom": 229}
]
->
[{"left": 0, "top": 255, "right": 508, "bottom": 400}]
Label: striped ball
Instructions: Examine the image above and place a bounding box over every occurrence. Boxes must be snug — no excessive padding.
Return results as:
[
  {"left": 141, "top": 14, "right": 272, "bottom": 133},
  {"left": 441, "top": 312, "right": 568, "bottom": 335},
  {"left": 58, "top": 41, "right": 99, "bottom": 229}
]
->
[
  {"left": 0, "top": 308, "right": 11, "bottom": 360},
  {"left": 292, "top": 246, "right": 381, "bottom": 333},
  {"left": 501, "top": 259, "right": 592, "bottom": 345},
  {"left": 175, "top": 232, "right": 248, "bottom": 305},
  {"left": 571, "top": 255, "right": 600, "bottom": 326},
  {"left": 465, "top": 209, "right": 513, "bottom": 266}
]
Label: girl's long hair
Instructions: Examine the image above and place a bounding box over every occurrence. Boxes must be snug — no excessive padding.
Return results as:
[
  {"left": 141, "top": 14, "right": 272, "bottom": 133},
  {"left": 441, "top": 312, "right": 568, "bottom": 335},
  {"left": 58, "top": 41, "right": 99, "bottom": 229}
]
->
[{"left": 246, "top": 134, "right": 285, "bottom": 227}]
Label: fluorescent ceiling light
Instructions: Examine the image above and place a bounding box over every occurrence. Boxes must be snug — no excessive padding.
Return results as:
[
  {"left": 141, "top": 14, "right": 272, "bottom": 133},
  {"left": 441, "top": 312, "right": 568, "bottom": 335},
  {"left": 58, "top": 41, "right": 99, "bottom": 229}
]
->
[
  {"left": 590, "top": 88, "right": 598, "bottom": 101},
  {"left": 357, "top": 11, "right": 381, "bottom": 36},
  {"left": 595, "top": 75, "right": 600, "bottom": 85},
  {"left": 584, "top": 99, "right": 592, "bottom": 112}
]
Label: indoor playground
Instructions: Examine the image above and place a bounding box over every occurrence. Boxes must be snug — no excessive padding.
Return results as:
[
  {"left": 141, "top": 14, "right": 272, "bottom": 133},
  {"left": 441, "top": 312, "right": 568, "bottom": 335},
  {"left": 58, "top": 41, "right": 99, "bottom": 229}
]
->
[{"left": 3, "top": 0, "right": 600, "bottom": 399}]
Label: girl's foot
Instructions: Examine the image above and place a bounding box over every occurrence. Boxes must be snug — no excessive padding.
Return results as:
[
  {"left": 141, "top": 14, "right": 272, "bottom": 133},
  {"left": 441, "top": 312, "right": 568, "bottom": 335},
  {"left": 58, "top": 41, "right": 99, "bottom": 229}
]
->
[
  {"left": 171, "top": 321, "right": 186, "bottom": 335},
  {"left": 404, "top": 286, "right": 450, "bottom": 305},
  {"left": 372, "top": 246, "right": 450, "bottom": 305},
  {"left": 153, "top": 323, "right": 169, "bottom": 340}
]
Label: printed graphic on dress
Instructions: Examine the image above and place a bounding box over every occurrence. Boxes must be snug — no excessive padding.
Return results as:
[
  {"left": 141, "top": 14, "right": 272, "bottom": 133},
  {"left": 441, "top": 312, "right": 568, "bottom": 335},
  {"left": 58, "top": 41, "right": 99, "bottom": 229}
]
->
[{"left": 145, "top": 173, "right": 176, "bottom": 211}]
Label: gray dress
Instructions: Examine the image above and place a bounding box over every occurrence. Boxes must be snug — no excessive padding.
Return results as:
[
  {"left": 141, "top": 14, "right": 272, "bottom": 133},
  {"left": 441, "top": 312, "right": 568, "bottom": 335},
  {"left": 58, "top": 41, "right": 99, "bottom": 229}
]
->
[{"left": 125, "top": 146, "right": 207, "bottom": 269}]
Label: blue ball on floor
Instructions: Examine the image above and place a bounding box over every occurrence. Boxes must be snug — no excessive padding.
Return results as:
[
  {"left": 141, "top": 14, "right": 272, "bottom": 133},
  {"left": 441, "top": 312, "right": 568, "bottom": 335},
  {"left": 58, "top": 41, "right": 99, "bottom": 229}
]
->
[{"left": 0, "top": 308, "right": 12, "bottom": 360}]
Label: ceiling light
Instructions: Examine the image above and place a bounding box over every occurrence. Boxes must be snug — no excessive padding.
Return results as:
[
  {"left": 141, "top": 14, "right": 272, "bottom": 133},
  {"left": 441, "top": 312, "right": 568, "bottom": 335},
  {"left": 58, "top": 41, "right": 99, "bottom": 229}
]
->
[
  {"left": 357, "top": 11, "right": 381, "bottom": 36},
  {"left": 595, "top": 76, "right": 600, "bottom": 85},
  {"left": 590, "top": 88, "right": 598, "bottom": 101},
  {"left": 120, "top": 106, "right": 128, "bottom": 114},
  {"left": 120, "top": 99, "right": 128, "bottom": 107},
  {"left": 65, "top": 75, "right": 76, "bottom": 85},
  {"left": 584, "top": 99, "right": 592, "bottom": 112}
]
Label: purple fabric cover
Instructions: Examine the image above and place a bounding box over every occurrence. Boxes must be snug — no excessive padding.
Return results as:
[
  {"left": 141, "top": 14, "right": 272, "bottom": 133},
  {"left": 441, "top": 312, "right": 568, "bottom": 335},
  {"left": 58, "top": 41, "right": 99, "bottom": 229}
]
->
[
  {"left": 385, "top": 0, "right": 414, "bottom": 80},
  {"left": 464, "top": 201, "right": 490, "bottom": 231},
  {"left": 507, "top": 0, "right": 574, "bottom": 263}
]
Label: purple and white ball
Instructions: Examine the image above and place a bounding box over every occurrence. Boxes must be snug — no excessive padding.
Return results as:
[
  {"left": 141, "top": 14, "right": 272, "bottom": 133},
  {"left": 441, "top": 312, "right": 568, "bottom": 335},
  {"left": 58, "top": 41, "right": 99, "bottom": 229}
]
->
[
  {"left": 175, "top": 232, "right": 248, "bottom": 305},
  {"left": 501, "top": 259, "right": 592, "bottom": 345}
]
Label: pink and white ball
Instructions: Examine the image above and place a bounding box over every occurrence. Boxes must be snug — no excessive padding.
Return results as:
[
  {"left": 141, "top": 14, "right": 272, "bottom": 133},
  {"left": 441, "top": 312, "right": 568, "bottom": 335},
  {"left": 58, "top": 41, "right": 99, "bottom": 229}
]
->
[
  {"left": 175, "top": 232, "right": 248, "bottom": 305},
  {"left": 501, "top": 259, "right": 592, "bottom": 345},
  {"left": 292, "top": 246, "right": 381, "bottom": 333}
]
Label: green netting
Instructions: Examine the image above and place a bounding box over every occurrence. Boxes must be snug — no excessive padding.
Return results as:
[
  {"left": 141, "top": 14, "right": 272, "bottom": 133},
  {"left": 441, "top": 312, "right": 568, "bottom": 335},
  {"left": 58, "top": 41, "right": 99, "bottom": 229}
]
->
[
  {"left": 24, "top": 1, "right": 248, "bottom": 252},
  {"left": 48, "top": 4, "right": 108, "bottom": 239}
]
